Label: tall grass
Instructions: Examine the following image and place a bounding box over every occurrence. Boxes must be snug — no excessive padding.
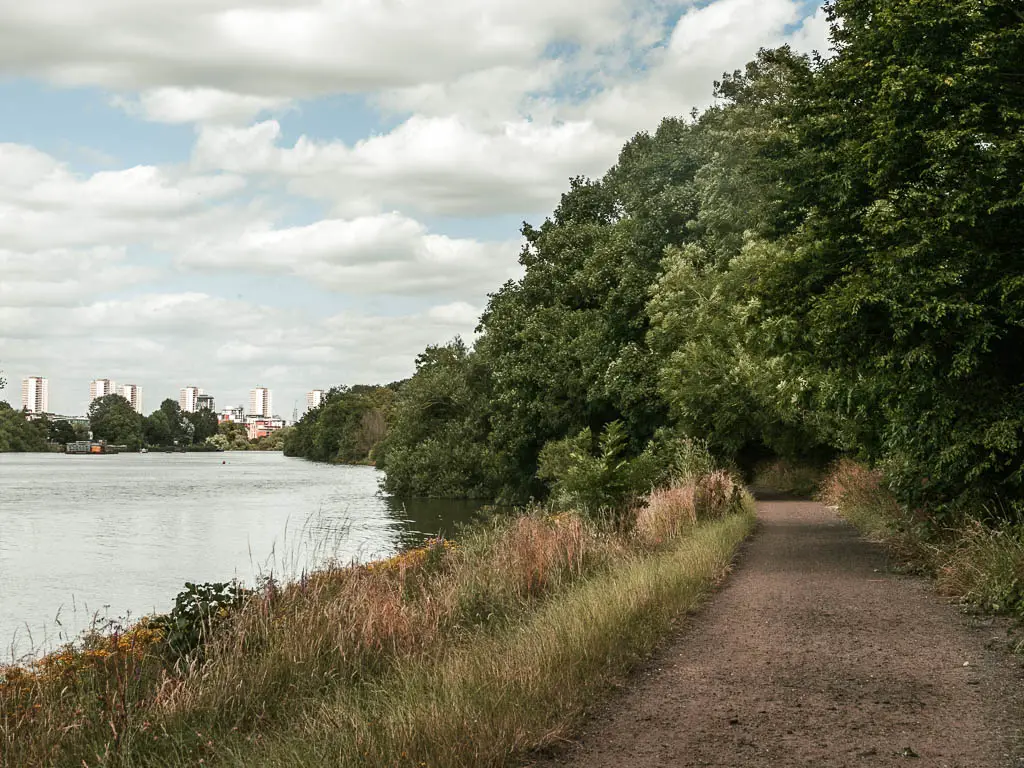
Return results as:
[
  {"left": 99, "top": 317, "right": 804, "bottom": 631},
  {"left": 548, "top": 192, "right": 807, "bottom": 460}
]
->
[
  {"left": 823, "top": 459, "right": 1024, "bottom": 618},
  {"left": 2, "top": 475, "right": 755, "bottom": 768}
]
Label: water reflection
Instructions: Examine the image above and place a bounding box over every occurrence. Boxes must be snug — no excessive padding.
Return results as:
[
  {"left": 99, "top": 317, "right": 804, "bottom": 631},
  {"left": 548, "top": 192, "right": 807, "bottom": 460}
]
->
[{"left": 382, "top": 497, "right": 501, "bottom": 550}]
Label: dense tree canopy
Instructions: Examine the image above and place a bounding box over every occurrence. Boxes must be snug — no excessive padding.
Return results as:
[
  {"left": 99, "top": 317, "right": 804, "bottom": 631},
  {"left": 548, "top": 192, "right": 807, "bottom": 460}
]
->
[
  {"left": 0, "top": 402, "right": 50, "bottom": 452},
  {"left": 285, "top": 385, "right": 396, "bottom": 465},
  {"left": 328, "top": 1, "right": 1024, "bottom": 515},
  {"left": 88, "top": 395, "right": 143, "bottom": 451}
]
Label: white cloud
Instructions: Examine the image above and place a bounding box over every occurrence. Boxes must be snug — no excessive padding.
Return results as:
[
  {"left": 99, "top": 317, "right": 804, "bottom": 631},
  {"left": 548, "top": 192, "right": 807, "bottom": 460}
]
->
[
  {"left": 0, "top": 143, "right": 247, "bottom": 251},
  {"left": 193, "top": 115, "right": 622, "bottom": 216},
  {"left": 577, "top": 0, "right": 831, "bottom": 135},
  {"left": 112, "top": 87, "right": 292, "bottom": 125},
  {"left": 0, "top": 247, "right": 158, "bottom": 308},
  {"left": 0, "top": 0, "right": 834, "bottom": 418},
  {"left": 177, "top": 212, "right": 522, "bottom": 297},
  {"left": 0, "top": 0, "right": 682, "bottom": 96},
  {"left": 0, "top": 292, "right": 483, "bottom": 415}
]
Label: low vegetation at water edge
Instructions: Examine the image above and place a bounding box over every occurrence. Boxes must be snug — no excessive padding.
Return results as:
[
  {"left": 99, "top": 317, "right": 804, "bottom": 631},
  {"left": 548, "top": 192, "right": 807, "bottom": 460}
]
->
[{"left": 1, "top": 469, "right": 754, "bottom": 768}]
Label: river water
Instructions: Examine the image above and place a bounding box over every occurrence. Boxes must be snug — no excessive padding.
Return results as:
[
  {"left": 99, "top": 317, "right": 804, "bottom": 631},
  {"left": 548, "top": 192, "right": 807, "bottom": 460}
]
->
[{"left": 0, "top": 452, "right": 481, "bottom": 660}]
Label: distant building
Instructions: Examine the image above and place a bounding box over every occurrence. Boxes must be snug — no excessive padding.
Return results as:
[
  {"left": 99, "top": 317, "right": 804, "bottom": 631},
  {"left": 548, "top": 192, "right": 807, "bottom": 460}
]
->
[
  {"left": 219, "top": 405, "right": 245, "bottom": 423},
  {"left": 119, "top": 384, "right": 143, "bottom": 414},
  {"left": 90, "top": 379, "right": 117, "bottom": 403},
  {"left": 246, "top": 417, "right": 286, "bottom": 441},
  {"left": 179, "top": 386, "right": 202, "bottom": 413},
  {"left": 306, "top": 389, "right": 325, "bottom": 411},
  {"left": 196, "top": 393, "right": 216, "bottom": 412},
  {"left": 249, "top": 387, "right": 272, "bottom": 418},
  {"left": 21, "top": 377, "right": 49, "bottom": 414}
]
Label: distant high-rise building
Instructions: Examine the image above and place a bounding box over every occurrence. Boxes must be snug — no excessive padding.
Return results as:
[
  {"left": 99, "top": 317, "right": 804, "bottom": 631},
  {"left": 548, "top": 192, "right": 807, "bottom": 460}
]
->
[
  {"left": 118, "top": 384, "right": 144, "bottom": 414},
  {"left": 90, "top": 379, "right": 117, "bottom": 402},
  {"left": 196, "top": 393, "right": 216, "bottom": 412},
  {"left": 179, "top": 386, "right": 202, "bottom": 413},
  {"left": 21, "top": 377, "right": 49, "bottom": 414},
  {"left": 249, "top": 387, "right": 272, "bottom": 418},
  {"left": 306, "top": 389, "right": 325, "bottom": 411},
  {"left": 219, "top": 405, "right": 245, "bottom": 423},
  {"left": 221, "top": 405, "right": 245, "bottom": 423}
]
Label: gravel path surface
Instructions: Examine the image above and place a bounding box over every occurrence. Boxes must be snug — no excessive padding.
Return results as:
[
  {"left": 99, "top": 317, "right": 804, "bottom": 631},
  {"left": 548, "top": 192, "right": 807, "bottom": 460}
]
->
[{"left": 534, "top": 495, "right": 1024, "bottom": 767}]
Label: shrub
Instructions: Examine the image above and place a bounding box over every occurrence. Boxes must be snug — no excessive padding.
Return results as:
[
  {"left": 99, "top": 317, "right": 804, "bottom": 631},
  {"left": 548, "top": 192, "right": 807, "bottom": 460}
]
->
[
  {"left": 538, "top": 421, "right": 658, "bottom": 520},
  {"left": 151, "top": 581, "right": 251, "bottom": 664}
]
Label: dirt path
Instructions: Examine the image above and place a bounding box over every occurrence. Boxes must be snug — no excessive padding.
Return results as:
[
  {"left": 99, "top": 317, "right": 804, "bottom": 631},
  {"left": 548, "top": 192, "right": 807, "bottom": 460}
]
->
[{"left": 534, "top": 495, "right": 1024, "bottom": 767}]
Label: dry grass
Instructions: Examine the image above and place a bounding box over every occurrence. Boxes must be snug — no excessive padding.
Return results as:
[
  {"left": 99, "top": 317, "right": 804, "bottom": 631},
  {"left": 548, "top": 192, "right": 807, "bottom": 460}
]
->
[
  {"left": 635, "top": 471, "right": 742, "bottom": 547},
  {"left": 935, "top": 522, "right": 1024, "bottom": 614},
  {"left": 1, "top": 480, "right": 756, "bottom": 768},
  {"left": 823, "top": 459, "right": 1024, "bottom": 618},
  {"left": 820, "top": 458, "right": 935, "bottom": 567},
  {"left": 194, "top": 513, "right": 756, "bottom": 768}
]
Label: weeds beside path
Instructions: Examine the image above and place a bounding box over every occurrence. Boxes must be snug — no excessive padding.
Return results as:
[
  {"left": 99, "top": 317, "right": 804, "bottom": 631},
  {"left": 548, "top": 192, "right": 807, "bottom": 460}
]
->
[{"left": 536, "top": 495, "right": 1024, "bottom": 767}]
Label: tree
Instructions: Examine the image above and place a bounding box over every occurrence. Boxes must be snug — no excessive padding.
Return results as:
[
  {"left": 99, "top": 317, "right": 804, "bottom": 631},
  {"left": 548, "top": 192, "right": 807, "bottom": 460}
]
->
[
  {"left": 157, "top": 399, "right": 194, "bottom": 446},
  {"left": 186, "top": 408, "right": 219, "bottom": 444},
  {"left": 209, "top": 420, "right": 251, "bottom": 451},
  {"left": 752, "top": 0, "right": 1024, "bottom": 506},
  {"left": 88, "top": 395, "right": 143, "bottom": 451},
  {"left": 285, "top": 384, "right": 396, "bottom": 464},
  {"left": 379, "top": 340, "right": 497, "bottom": 498},
  {"left": 0, "top": 402, "right": 49, "bottom": 452},
  {"left": 143, "top": 410, "right": 173, "bottom": 447},
  {"left": 45, "top": 418, "right": 78, "bottom": 445}
]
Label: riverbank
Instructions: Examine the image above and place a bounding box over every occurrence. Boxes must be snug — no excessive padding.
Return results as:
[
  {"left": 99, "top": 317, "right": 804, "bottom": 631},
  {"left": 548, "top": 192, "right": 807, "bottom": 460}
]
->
[
  {"left": 1, "top": 472, "right": 754, "bottom": 767},
  {"left": 0, "top": 453, "right": 470, "bottom": 660}
]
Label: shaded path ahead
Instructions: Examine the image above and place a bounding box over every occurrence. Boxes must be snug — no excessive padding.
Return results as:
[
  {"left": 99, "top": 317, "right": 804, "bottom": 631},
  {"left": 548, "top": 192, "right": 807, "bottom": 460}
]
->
[{"left": 537, "top": 497, "right": 1023, "bottom": 767}]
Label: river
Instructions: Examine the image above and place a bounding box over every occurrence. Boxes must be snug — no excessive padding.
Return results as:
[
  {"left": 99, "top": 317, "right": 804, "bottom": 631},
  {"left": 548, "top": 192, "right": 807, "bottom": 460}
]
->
[{"left": 0, "top": 451, "right": 482, "bottom": 660}]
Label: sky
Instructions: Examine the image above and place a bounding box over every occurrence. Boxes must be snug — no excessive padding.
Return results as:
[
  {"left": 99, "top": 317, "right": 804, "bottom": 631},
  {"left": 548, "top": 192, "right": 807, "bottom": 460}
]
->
[{"left": 0, "top": 0, "right": 830, "bottom": 418}]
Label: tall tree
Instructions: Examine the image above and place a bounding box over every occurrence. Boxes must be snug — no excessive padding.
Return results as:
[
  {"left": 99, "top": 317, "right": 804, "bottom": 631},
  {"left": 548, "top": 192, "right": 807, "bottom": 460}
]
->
[
  {"left": 186, "top": 408, "right": 219, "bottom": 444},
  {"left": 754, "top": 0, "right": 1024, "bottom": 506},
  {"left": 88, "top": 395, "right": 143, "bottom": 451}
]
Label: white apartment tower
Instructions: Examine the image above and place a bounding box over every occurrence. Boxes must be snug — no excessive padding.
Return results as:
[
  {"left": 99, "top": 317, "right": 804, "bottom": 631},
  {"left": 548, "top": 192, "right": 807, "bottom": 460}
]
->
[
  {"left": 21, "top": 377, "right": 49, "bottom": 414},
  {"left": 90, "top": 379, "right": 117, "bottom": 402},
  {"left": 307, "top": 389, "right": 325, "bottom": 411},
  {"left": 119, "top": 384, "right": 144, "bottom": 414},
  {"left": 249, "top": 387, "right": 272, "bottom": 418},
  {"left": 179, "top": 386, "right": 202, "bottom": 413}
]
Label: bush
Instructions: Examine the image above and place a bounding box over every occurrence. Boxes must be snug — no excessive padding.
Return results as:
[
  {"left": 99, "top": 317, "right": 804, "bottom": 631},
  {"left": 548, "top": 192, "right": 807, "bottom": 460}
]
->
[
  {"left": 823, "top": 459, "right": 1024, "bottom": 617},
  {"left": 151, "top": 581, "right": 251, "bottom": 663},
  {"left": 537, "top": 421, "right": 661, "bottom": 522},
  {"left": 937, "top": 522, "right": 1024, "bottom": 615}
]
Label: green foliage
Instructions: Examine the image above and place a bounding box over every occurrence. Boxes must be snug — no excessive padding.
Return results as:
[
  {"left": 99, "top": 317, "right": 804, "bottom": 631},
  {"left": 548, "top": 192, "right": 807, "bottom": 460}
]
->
[
  {"left": 185, "top": 408, "right": 219, "bottom": 444},
  {"left": 286, "top": 385, "right": 395, "bottom": 464},
  {"left": 209, "top": 419, "right": 252, "bottom": 450},
  {"left": 253, "top": 426, "right": 293, "bottom": 451},
  {"left": 537, "top": 421, "right": 660, "bottom": 519},
  {"left": 44, "top": 418, "right": 79, "bottom": 445},
  {"left": 0, "top": 402, "right": 50, "bottom": 452},
  {"left": 750, "top": 0, "right": 1024, "bottom": 507},
  {"left": 380, "top": 340, "right": 497, "bottom": 498},
  {"left": 376, "top": 5, "right": 1021, "bottom": 516},
  {"left": 88, "top": 394, "right": 143, "bottom": 451},
  {"left": 152, "top": 581, "right": 251, "bottom": 663}
]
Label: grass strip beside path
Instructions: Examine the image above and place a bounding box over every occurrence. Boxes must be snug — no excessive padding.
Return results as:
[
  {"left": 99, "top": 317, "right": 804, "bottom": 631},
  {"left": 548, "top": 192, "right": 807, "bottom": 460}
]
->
[{"left": 210, "top": 511, "right": 756, "bottom": 768}]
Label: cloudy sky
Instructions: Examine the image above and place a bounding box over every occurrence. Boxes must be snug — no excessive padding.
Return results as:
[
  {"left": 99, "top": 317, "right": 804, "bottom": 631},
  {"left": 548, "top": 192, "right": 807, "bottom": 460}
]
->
[{"left": 0, "top": 0, "right": 828, "bottom": 417}]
